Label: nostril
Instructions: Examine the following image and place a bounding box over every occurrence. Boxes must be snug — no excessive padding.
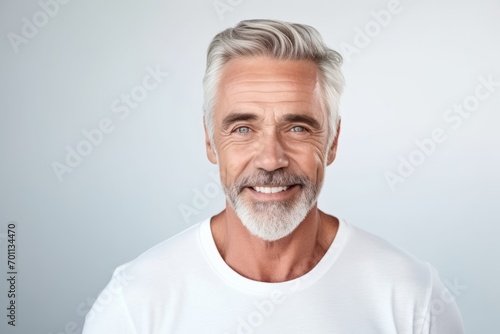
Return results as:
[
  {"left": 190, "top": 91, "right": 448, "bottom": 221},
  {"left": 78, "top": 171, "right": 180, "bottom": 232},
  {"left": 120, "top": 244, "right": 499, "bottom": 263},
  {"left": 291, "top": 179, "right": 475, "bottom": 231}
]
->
[{"left": 254, "top": 145, "right": 289, "bottom": 172}]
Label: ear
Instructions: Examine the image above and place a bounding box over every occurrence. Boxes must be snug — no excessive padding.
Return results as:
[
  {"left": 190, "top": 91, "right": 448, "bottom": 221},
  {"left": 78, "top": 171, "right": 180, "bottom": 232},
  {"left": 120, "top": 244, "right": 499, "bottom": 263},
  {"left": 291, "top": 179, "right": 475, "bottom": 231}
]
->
[
  {"left": 326, "top": 119, "right": 341, "bottom": 166},
  {"left": 204, "top": 120, "right": 218, "bottom": 164}
]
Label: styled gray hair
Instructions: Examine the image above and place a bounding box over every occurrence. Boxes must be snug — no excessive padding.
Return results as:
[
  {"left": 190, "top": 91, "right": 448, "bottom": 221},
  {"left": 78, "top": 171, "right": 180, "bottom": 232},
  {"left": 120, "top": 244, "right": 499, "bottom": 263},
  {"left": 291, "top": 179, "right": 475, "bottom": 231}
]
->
[{"left": 203, "top": 19, "right": 345, "bottom": 147}]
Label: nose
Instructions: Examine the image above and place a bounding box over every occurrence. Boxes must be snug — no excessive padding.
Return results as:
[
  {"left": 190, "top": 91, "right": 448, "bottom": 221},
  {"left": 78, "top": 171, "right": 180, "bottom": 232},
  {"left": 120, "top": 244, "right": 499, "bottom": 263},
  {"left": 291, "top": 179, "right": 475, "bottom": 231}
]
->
[{"left": 253, "top": 132, "right": 289, "bottom": 172}]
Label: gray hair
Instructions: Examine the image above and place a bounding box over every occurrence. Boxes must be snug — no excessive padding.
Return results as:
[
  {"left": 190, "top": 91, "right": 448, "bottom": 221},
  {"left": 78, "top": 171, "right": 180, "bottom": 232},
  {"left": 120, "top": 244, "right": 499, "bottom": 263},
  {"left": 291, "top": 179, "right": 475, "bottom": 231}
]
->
[{"left": 203, "top": 19, "right": 345, "bottom": 147}]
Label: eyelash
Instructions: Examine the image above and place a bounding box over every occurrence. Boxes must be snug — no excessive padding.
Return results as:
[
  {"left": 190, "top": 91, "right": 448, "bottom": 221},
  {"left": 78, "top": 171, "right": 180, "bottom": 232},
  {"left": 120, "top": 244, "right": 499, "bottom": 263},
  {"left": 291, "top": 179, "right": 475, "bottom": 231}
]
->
[
  {"left": 232, "top": 125, "right": 309, "bottom": 135},
  {"left": 290, "top": 126, "right": 305, "bottom": 132},
  {"left": 234, "top": 126, "right": 251, "bottom": 134}
]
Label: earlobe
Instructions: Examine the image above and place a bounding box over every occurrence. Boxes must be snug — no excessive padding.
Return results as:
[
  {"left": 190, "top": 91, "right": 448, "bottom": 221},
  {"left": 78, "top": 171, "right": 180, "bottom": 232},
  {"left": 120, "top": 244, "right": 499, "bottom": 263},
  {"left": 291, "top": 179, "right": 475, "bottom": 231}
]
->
[
  {"left": 327, "top": 119, "right": 341, "bottom": 166},
  {"left": 204, "top": 122, "right": 218, "bottom": 164}
]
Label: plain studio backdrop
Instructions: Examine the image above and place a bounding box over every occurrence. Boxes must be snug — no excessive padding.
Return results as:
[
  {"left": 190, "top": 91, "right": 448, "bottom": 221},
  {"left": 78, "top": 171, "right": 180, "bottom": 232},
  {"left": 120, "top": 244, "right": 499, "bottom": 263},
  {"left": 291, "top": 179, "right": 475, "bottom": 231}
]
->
[{"left": 1, "top": 0, "right": 499, "bottom": 333}]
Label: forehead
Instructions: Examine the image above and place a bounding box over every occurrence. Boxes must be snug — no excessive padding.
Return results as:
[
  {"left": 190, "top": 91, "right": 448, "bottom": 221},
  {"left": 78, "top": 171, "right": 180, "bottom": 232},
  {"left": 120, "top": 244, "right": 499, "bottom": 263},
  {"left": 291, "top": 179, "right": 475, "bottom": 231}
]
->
[{"left": 216, "top": 57, "right": 323, "bottom": 113}]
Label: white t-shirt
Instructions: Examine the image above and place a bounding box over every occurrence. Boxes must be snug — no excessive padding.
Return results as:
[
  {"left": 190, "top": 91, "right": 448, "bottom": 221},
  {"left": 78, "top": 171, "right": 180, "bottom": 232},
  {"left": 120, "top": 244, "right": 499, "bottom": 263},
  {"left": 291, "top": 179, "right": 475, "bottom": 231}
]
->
[{"left": 82, "top": 218, "right": 464, "bottom": 333}]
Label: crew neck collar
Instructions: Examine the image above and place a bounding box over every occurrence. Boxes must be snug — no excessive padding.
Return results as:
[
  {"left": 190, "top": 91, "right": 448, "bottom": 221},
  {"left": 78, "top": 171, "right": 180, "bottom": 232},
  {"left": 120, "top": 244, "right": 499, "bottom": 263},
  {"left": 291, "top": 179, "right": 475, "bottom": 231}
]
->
[{"left": 198, "top": 217, "right": 351, "bottom": 296}]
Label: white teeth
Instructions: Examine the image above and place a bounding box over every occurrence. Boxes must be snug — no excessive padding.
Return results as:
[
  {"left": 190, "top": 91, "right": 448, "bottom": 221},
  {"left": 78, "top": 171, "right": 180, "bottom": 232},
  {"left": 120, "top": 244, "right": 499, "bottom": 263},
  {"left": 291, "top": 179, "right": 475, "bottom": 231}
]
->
[{"left": 254, "top": 186, "right": 289, "bottom": 194}]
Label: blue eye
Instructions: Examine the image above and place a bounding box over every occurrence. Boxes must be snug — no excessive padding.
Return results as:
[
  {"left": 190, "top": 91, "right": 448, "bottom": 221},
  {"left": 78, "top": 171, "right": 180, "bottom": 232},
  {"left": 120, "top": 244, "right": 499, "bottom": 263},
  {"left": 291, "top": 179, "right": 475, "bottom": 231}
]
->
[
  {"left": 291, "top": 126, "right": 305, "bottom": 132},
  {"left": 235, "top": 126, "right": 251, "bottom": 134}
]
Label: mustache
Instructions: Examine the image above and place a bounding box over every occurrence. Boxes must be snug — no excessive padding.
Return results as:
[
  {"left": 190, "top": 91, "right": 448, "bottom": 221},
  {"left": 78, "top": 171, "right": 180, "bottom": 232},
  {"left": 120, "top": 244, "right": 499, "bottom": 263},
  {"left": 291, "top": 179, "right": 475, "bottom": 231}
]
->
[{"left": 234, "top": 169, "right": 310, "bottom": 190}]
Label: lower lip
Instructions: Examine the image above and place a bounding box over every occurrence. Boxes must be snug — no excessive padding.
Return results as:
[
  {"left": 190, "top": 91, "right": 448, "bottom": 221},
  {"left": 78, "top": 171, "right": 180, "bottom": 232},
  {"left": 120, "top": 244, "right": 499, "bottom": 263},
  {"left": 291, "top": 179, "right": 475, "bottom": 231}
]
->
[{"left": 243, "top": 185, "right": 300, "bottom": 202}]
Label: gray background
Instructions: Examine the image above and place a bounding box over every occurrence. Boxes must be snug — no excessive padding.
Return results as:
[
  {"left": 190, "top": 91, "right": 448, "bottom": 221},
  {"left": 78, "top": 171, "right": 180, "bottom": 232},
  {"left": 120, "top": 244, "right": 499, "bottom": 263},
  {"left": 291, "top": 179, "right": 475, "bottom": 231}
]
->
[{"left": 1, "top": 0, "right": 499, "bottom": 333}]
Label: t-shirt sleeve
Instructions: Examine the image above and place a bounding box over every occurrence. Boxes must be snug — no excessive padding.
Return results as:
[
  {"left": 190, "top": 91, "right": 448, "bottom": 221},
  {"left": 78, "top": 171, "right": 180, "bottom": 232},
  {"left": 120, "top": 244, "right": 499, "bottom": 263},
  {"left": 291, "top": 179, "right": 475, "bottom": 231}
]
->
[
  {"left": 81, "top": 268, "right": 136, "bottom": 334},
  {"left": 419, "top": 265, "right": 465, "bottom": 334}
]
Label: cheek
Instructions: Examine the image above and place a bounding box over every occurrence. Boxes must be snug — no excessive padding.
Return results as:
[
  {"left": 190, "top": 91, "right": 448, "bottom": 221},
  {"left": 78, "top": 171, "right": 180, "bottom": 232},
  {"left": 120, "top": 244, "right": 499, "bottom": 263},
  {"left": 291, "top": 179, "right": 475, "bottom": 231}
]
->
[
  {"left": 286, "top": 143, "right": 328, "bottom": 178},
  {"left": 217, "top": 145, "right": 254, "bottom": 185}
]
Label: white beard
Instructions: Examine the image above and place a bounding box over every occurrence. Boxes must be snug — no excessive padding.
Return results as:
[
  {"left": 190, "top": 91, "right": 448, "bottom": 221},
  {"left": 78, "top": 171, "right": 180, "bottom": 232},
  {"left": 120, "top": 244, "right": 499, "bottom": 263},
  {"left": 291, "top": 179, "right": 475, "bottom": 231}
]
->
[{"left": 222, "top": 170, "right": 322, "bottom": 241}]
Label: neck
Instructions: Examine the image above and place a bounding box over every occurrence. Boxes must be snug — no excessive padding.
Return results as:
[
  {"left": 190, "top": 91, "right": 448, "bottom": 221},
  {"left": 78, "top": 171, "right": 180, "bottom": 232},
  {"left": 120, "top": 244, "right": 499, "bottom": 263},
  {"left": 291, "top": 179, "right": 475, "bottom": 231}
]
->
[{"left": 210, "top": 205, "right": 338, "bottom": 282}]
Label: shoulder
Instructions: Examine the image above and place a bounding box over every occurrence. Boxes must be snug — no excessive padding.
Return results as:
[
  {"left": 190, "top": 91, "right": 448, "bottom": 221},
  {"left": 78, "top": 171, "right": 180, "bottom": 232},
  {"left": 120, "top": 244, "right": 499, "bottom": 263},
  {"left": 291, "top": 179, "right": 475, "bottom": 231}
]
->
[
  {"left": 331, "top": 220, "right": 465, "bottom": 332},
  {"left": 344, "top": 221, "right": 430, "bottom": 268},
  {"left": 112, "top": 219, "right": 209, "bottom": 290},
  {"left": 82, "top": 220, "right": 211, "bottom": 330},
  {"left": 340, "top": 220, "right": 434, "bottom": 291}
]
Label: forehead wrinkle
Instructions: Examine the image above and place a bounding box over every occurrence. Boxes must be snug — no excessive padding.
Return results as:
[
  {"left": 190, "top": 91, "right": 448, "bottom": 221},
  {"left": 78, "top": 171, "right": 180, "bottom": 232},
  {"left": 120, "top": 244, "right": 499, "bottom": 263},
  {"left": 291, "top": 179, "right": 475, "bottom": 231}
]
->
[
  {"left": 224, "top": 84, "right": 320, "bottom": 104},
  {"left": 227, "top": 92, "right": 317, "bottom": 104},
  {"left": 215, "top": 57, "right": 325, "bottom": 125},
  {"left": 219, "top": 59, "right": 320, "bottom": 92},
  {"left": 223, "top": 86, "right": 319, "bottom": 102},
  {"left": 223, "top": 77, "right": 317, "bottom": 85},
  {"left": 221, "top": 56, "right": 319, "bottom": 77}
]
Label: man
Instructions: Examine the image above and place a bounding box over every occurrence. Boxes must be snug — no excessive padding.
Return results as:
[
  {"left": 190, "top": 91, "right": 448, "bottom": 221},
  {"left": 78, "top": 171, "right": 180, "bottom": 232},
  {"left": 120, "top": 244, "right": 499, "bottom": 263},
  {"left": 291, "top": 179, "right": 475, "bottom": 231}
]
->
[{"left": 82, "top": 19, "right": 464, "bottom": 333}]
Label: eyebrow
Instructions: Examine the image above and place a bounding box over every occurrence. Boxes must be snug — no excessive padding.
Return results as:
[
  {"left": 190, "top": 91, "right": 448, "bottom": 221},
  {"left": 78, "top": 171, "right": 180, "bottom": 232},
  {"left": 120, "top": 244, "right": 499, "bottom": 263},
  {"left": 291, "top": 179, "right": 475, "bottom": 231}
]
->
[
  {"left": 221, "top": 112, "right": 322, "bottom": 131},
  {"left": 222, "top": 113, "right": 258, "bottom": 130},
  {"left": 282, "top": 114, "right": 321, "bottom": 130}
]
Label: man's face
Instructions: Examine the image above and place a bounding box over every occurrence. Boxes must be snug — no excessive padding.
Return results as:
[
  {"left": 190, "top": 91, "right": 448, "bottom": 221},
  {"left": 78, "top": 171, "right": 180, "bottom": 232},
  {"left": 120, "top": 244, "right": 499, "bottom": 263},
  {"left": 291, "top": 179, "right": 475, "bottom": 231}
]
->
[{"left": 205, "top": 57, "right": 338, "bottom": 241}]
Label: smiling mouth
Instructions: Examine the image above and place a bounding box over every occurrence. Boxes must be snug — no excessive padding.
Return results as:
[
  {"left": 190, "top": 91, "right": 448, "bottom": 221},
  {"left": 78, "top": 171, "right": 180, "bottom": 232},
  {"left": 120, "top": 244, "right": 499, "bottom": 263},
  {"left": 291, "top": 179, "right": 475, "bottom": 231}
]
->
[{"left": 251, "top": 186, "right": 291, "bottom": 194}]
